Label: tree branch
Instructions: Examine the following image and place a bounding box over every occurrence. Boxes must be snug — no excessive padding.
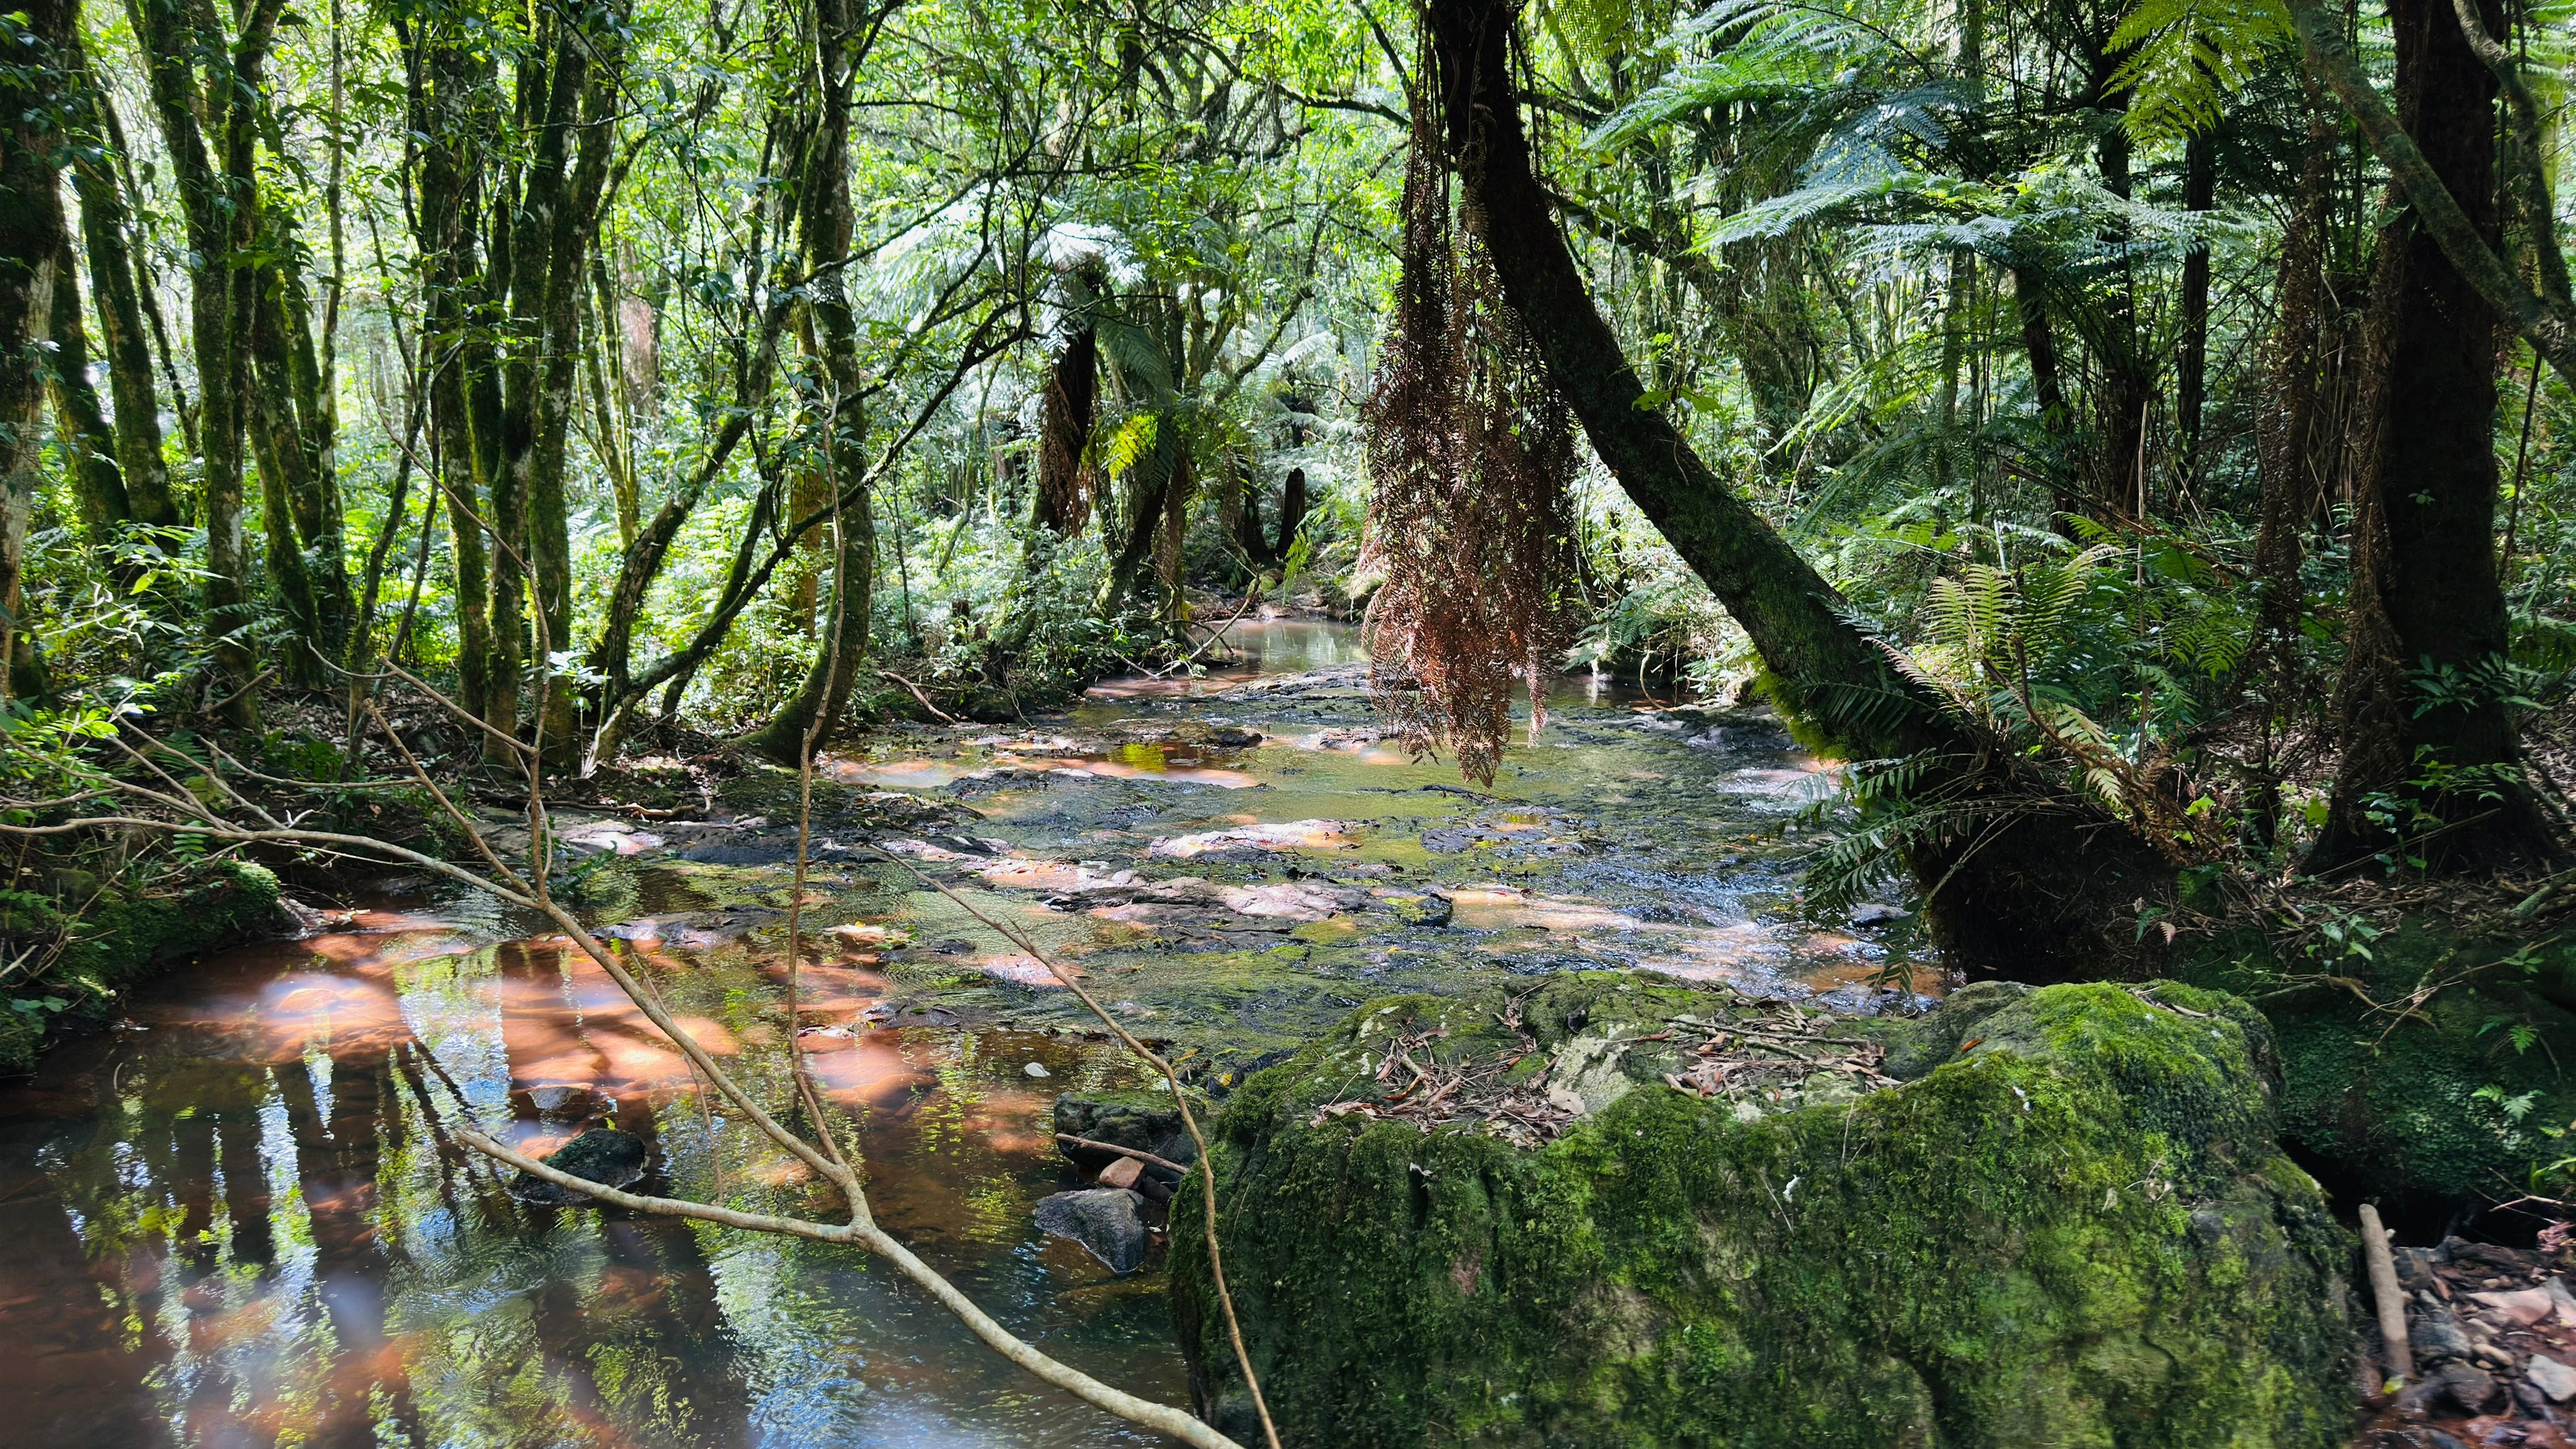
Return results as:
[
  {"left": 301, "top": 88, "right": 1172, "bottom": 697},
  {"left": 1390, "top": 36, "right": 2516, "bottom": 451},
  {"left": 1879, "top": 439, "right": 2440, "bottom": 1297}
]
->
[{"left": 2283, "top": 0, "right": 2576, "bottom": 385}]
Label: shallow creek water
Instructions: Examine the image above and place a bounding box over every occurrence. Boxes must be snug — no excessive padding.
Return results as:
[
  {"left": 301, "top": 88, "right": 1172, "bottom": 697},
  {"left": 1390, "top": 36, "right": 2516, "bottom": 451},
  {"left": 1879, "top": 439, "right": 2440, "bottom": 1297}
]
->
[{"left": 0, "top": 621, "right": 1928, "bottom": 1447}]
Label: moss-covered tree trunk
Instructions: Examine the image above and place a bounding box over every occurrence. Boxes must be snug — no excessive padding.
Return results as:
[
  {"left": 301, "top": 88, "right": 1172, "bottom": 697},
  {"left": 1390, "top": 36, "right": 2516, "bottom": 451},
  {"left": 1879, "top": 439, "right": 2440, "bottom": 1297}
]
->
[
  {"left": 45, "top": 235, "right": 133, "bottom": 544},
  {"left": 746, "top": 0, "right": 876, "bottom": 764},
  {"left": 0, "top": 0, "right": 67, "bottom": 703},
  {"left": 2310, "top": 0, "right": 2564, "bottom": 871},
  {"left": 1424, "top": 0, "right": 2175, "bottom": 980},
  {"left": 59, "top": 40, "right": 171, "bottom": 532},
  {"left": 129, "top": 0, "right": 276, "bottom": 725}
]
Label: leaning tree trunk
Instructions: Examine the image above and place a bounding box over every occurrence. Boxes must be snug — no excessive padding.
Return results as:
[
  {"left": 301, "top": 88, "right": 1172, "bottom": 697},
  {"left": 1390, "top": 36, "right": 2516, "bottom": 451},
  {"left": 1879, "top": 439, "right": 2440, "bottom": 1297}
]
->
[
  {"left": 1424, "top": 0, "right": 2176, "bottom": 980},
  {"left": 2309, "top": 0, "right": 2562, "bottom": 871}
]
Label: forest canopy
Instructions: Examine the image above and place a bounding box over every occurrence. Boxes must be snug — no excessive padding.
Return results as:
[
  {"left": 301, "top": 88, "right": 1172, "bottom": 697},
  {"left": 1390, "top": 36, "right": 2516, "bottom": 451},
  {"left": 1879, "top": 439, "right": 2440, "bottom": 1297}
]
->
[{"left": 0, "top": 0, "right": 2568, "bottom": 964}]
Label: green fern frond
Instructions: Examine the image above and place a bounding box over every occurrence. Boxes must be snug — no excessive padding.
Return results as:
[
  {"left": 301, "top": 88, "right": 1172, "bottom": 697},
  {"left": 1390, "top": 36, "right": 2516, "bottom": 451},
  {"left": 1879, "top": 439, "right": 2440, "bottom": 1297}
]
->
[{"left": 2109, "top": 0, "right": 2294, "bottom": 142}]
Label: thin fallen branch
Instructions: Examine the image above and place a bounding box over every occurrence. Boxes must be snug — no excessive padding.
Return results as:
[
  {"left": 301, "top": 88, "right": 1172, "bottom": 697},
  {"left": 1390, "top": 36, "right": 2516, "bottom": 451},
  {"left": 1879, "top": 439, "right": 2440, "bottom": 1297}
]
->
[
  {"left": 456, "top": 1129, "right": 1238, "bottom": 1448},
  {"left": 8, "top": 718, "right": 1245, "bottom": 1448},
  {"left": 2359, "top": 1203, "right": 2415, "bottom": 1385},
  {"left": 869, "top": 846, "right": 1284, "bottom": 1449},
  {"left": 1057, "top": 1133, "right": 1189, "bottom": 1175},
  {"left": 879, "top": 668, "right": 957, "bottom": 723}
]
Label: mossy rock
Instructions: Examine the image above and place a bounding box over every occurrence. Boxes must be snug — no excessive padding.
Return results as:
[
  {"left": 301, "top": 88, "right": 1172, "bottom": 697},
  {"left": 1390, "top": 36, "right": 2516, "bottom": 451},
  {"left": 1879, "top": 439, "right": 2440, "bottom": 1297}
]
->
[
  {"left": 1, "top": 858, "right": 283, "bottom": 1074},
  {"left": 2177, "top": 920, "right": 2576, "bottom": 1219},
  {"left": 1056, "top": 1089, "right": 1201, "bottom": 1170},
  {"left": 1172, "top": 974, "right": 2353, "bottom": 1449}
]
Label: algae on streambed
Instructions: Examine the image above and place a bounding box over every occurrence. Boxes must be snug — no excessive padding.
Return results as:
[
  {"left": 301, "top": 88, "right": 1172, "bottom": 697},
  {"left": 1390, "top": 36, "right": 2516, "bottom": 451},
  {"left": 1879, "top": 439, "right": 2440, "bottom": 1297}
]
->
[{"left": 564, "top": 635, "right": 1932, "bottom": 1079}]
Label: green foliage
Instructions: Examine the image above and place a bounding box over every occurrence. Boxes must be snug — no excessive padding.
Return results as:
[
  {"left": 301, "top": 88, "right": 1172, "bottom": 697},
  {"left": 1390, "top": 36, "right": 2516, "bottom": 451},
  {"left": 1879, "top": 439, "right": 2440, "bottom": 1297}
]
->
[{"left": 2109, "top": 0, "right": 2295, "bottom": 142}]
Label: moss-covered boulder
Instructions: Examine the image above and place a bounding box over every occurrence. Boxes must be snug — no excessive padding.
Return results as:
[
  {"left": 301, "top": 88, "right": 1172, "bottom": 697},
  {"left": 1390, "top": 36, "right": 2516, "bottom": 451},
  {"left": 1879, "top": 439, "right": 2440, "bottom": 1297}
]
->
[
  {"left": 1172, "top": 974, "right": 2354, "bottom": 1448},
  {"left": 2178, "top": 921, "right": 2576, "bottom": 1219},
  {"left": 0, "top": 858, "right": 283, "bottom": 1074}
]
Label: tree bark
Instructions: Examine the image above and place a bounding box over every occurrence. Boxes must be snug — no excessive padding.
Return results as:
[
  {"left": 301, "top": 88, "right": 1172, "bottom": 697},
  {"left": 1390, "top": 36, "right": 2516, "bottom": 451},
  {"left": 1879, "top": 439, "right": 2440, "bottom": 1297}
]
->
[
  {"left": 2310, "top": 0, "right": 2562, "bottom": 869},
  {"left": 1270, "top": 464, "right": 1306, "bottom": 560},
  {"left": 45, "top": 233, "right": 133, "bottom": 543},
  {"left": 128, "top": 0, "right": 278, "bottom": 724},
  {"left": 2011, "top": 264, "right": 2084, "bottom": 521},
  {"left": 749, "top": 0, "right": 875, "bottom": 764},
  {"left": 1424, "top": 0, "right": 2176, "bottom": 979},
  {"left": 0, "top": 0, "right": 68, "bottom": 702},
  {"left": 1034, "top": 320, "right": 1097, "bottom": 535},
  {"left": 402, "top": 5, "right": 496, "bottom": 721},
  {"left": 2178, "top": 129, "right": 2216, "bottom": 481},
  {"left": 2245, "top": 93, "right": 2338, "bottom": 845},
  {"left": 61, "top": 40, "right": 172, "bottom": 529}
]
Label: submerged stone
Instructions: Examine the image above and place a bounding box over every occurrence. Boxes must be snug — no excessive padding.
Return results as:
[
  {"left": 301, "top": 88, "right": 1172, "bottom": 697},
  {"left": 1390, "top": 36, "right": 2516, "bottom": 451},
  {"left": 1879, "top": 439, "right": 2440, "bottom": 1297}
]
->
[
  {"left": 1034, "top": 1188, "right": 1149, "bottom": 1273},
  {"left": 509, "top": 1129, "right": 648, "bottom": 1206},
  {"left": 1172, "top": 975, "right": 2353, "bottom": 1448}
]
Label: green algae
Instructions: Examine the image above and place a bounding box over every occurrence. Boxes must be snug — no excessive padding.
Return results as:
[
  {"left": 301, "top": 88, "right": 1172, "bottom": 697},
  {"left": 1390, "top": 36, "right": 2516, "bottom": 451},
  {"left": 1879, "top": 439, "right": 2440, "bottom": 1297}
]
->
[{"left": 1172, "top": 975, "right": 2353, "bottom": 1449}]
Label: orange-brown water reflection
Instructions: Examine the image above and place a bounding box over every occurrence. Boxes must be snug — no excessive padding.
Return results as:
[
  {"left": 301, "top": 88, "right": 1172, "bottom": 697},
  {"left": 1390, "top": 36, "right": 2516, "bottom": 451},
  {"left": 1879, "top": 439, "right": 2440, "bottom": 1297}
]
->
[{"left": 0, "top": 912, "right": 1186, "bottom": 1448}]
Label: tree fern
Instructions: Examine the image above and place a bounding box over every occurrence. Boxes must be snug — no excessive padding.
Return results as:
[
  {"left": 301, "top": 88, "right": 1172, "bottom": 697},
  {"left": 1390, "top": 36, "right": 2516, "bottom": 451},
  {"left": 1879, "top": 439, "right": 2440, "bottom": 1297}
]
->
[{"left": 2108, "top": 0, "right": 2294, "bottom": 142}]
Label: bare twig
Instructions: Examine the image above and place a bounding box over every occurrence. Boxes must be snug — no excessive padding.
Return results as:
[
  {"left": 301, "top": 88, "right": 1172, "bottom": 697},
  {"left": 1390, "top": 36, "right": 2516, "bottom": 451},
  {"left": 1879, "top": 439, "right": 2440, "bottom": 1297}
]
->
[
  {"left": 867, "top": 846, "right": 1284, "bottom": 1449},
  {"left": 1056, "top": 1133, "right": 1189, "bottom": 1174},
  {"left": 454, "top": 1128, "right": 1238, "bottom": 1448},
  {"left": 878, "top": 668, "right": 957, "bottom": 723}
]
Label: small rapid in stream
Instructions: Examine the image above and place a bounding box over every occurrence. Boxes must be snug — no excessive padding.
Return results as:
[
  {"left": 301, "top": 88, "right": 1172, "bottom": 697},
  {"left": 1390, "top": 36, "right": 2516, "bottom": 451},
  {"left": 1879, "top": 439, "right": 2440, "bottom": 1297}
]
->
[{"left": 0, "top": 621, "right": 1930, "bottom": 1448}]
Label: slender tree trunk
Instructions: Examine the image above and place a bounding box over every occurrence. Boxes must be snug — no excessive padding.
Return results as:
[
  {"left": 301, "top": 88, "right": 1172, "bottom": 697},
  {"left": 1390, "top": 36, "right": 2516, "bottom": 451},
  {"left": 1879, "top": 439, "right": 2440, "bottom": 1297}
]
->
[
  {"left": 2311, "top": 0, "right": 2561, "bottom": 869},
  {"left": 246, "top": 269, "right": 328, "bottom": 676},
  {"left": 62, "top": 40, "right": 172, "bottom": 529},
  {"left": 271, "top": 246, "right": 349, "bottom": 646},
  {"left": 1154, "top": 448, "right": 1194, "bottom": 614},
  {"left": 2011, "top": 265, "right": 2084, "bottom": 521},
  {"left": 404, "top": 9, "right": 494, "bottom": 720},
  {"left": 2091, "top": 71, "right": 2156, "bottom": 519},
  {"left": 2178, "top": 129, "right": 2216, "bottom": 482},
  {"left": 129, "top": 0, "right": 273, "bottom": 723},
  {"left": 0, "top": 0, "right": 67, "bottom": 702},
  {"left": 46, "top": 235, "right": 133, "bottom": 543},
  {"left": 749, "top": 0, "right": 874, "bottom": 763},
  {"left": 485, "top": 9, "right": 619, "bottom": 768},
  {"left": 1424, "top": 0, "right": 2175, "bottom": 979},
  {"left": 2246, "top": 94, "right": 2338, "bottom": 846}
]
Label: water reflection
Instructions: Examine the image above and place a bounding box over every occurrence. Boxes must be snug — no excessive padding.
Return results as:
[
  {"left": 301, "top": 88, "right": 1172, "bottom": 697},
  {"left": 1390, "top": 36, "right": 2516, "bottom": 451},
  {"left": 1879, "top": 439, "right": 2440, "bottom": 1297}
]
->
[
  {"left": 0, "top": 918, "right": 1186, "bottom": 1448},
  {"left": 1, "top": 619, "right": 1927, "bottom": 1448}
]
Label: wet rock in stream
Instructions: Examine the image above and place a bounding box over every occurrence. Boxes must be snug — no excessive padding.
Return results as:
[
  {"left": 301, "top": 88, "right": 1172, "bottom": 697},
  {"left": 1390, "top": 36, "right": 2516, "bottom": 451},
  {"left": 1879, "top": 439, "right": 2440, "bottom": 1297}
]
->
[
  {"left": 508, "top": 1129, "right": 649, "bottom": 1206},
  {"left": 1033, "top": 1188, "right": 1151, "bottom": 1273},
  {"left": 1055, "top": 1090, "right": 1199, "bottom": 1176}
]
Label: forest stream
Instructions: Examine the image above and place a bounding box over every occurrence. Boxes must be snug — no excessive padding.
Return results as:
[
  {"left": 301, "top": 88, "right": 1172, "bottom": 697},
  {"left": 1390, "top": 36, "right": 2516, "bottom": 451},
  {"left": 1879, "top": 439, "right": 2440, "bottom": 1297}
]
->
[{"left": 0, "top": 622, "right": 1934, "bottom": 1448}]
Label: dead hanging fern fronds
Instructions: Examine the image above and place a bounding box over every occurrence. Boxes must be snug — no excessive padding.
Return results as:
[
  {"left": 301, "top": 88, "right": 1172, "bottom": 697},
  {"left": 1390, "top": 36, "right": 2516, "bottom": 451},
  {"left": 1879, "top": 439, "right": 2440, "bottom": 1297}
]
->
[{"left": 1360, "top": 84, "right": 1577, "bottom": 787}]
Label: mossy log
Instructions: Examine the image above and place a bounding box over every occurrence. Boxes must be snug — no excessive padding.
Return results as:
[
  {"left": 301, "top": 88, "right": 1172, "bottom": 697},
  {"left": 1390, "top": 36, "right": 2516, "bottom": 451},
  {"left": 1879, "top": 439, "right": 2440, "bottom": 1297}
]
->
[{"left": 1173, "top": 975, "right": 2354, "bottom": 1448}]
